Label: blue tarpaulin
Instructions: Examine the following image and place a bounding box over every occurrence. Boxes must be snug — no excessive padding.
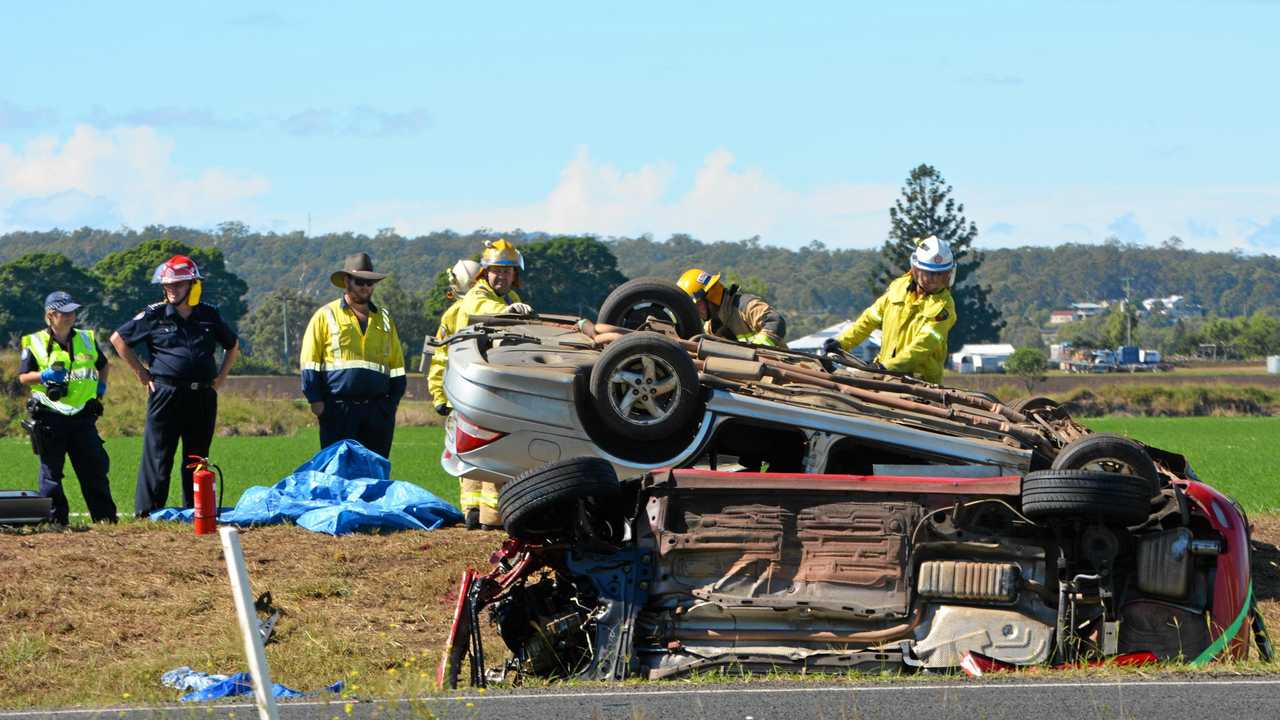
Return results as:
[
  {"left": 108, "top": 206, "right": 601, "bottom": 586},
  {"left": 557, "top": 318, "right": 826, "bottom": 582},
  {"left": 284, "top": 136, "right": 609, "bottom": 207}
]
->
[
  {"left": 161, "top": 666, "right": 344, "bottom": 701},
  {"left": 150, "top": 440, "right": 462, "bottom": 535}
]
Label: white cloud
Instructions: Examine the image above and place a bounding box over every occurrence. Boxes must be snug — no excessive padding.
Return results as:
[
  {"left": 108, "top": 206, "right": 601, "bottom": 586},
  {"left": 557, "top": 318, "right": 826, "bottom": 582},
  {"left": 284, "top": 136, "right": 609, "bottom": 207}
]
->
[
  {"left": 0, "top": 125, "right": 269, "bottom": 230},
  {"left": 318, "top": 148, "right": 1280, "bottom": 254},
  {"left": 322, "top": 148, "right": 899, "bottom": 248}
]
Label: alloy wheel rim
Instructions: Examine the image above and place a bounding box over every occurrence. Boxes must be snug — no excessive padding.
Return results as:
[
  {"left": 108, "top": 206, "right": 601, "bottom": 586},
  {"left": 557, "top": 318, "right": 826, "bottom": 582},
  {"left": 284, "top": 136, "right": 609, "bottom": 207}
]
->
[{"left": 607, "top": 353, "right": 681, "bottom": 426}]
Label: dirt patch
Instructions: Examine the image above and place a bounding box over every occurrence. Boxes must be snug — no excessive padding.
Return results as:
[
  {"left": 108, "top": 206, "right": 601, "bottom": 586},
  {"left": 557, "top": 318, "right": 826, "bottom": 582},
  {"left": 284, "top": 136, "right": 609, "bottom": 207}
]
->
[{"left": 0, "top": 523, "right": 497, "bottom": 708}]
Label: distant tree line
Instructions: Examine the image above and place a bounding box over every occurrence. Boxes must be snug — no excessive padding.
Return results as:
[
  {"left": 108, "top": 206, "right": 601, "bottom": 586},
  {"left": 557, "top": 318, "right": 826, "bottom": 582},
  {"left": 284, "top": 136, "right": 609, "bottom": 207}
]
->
[{"left": 4, "top": 167, "right": 1280, "bottom": 367}]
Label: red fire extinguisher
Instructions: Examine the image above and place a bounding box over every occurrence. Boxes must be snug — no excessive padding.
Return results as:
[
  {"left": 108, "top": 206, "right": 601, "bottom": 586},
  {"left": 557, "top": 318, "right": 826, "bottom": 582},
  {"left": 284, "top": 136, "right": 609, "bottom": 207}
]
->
[{"left": 187, "top": 455, "right": 223, "bottom": 535}]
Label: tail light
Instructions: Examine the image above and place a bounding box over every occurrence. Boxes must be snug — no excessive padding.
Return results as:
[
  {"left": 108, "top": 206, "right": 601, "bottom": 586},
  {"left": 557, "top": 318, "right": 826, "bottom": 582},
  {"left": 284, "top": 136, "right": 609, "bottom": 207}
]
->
[{"left": 454, "top": 413, "right": 506, "bottom": 454}]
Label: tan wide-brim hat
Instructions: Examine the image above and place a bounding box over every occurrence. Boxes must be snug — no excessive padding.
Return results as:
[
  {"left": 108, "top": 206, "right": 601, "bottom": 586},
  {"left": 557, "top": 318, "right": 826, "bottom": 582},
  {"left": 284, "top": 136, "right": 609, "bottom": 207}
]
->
[{"left": 330, "top": 252, "right": 388, "bottom": 288}]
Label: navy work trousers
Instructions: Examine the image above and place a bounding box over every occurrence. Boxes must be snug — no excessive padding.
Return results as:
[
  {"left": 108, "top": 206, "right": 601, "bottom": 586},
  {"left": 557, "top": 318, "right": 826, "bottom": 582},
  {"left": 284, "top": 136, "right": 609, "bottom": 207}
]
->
[
  {"left": 35, "top": 406, "right": 117, "bottom": 524},
  {"left": 135, "top": 383, "right": 217, "bottom": 517},
  {"left": 319, "top": 397, "right": 396, "bottom": 459}
]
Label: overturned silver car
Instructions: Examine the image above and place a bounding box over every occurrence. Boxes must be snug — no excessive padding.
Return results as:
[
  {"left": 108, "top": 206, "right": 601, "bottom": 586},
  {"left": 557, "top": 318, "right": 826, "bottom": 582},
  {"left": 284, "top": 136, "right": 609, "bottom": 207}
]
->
[{"left": 433, "top": 281, "right": 1267, "bottom": 685}]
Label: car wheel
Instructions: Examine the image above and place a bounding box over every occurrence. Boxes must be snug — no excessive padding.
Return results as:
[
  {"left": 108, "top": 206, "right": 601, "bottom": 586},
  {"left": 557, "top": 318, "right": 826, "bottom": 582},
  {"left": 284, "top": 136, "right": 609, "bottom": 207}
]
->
[
  {"left": 1010, "top": 396, "right": 1060, "bottom": 416},
  {"left": 499, "top": 457, "right": 621, "bottom": 542},
  {"left": 589, "top": 331, "right": 703, "bottom": 442},
  {"left": 1021, "top": 469, "right": 1153, "bottom": 525},
  {"left": 597, "top": 278, "right": 702, "bottom": 338},
  {"left": 1051, "top": 433, "right": 1159, "bottom": 493}
]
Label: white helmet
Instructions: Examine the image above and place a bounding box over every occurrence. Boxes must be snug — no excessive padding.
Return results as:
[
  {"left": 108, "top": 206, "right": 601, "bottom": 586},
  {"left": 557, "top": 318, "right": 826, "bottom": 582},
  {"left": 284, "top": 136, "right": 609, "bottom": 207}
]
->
[
  {"left": 910, "top": 236, "right": 956, "bottom": 286},
  {"left": 450, "top": 259, "right": 482, "bottom": 295}
]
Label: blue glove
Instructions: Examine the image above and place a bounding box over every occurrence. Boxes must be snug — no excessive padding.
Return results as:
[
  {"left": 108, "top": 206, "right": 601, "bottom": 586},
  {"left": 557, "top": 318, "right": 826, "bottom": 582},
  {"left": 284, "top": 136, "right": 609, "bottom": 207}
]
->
[
  {"left": 97, "top": 380, "right": 107, "bottom": 398},
  {"left": 40, "top": 367, "right": 67, "bottom": 384},
  {"left": 820, "top": 338, "right": 843, "bottom": 355}
]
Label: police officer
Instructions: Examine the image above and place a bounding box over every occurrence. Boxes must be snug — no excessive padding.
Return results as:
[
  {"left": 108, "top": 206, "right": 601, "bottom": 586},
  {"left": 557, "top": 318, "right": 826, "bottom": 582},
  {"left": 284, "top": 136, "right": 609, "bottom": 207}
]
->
[
  {"left": 823, "top": 236, "right": 958, "bottom": 384},
  {"left": 299, "top": 252, "right": 406, "bottom": 459},
  {"left": 451, "top": 239, "right": 533, "bottom": 529},
  {"left": 18, "top": 291, "right": 118, "bottom": 525},
  {"left": 110, "top": 255, "right": 240, "bottom": 517}
]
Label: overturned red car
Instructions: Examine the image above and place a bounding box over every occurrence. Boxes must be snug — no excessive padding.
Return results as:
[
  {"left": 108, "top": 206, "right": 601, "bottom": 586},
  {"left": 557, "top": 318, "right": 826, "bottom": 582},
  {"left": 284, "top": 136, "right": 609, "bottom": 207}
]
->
[{"left": 440, "top": 437, "right": 1267, "bottom": 686}]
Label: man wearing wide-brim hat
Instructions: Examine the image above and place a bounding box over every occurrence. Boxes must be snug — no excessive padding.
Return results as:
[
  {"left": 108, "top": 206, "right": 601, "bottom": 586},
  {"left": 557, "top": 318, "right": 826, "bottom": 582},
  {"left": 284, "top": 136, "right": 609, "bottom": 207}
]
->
[{"left": 299, "top": 252, "right": 406, "bottom": 458}]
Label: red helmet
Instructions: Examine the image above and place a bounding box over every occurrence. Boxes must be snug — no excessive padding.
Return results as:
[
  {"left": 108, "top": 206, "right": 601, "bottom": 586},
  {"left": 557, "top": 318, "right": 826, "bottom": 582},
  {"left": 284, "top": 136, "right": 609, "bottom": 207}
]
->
[{"left": 151, "top": 255, "right": 203, "bottom": 284}]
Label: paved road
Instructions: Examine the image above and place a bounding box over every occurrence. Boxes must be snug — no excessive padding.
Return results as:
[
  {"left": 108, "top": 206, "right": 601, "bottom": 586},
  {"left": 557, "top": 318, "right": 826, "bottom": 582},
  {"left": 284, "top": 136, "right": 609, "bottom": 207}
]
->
[{"left": 7, "top": 678, "right": 1280, "bottom": 720}]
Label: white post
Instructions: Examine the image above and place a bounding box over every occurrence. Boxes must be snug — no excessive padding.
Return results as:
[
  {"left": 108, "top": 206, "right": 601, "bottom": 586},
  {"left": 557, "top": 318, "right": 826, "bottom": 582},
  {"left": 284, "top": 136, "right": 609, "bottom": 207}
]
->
[{"left": 219, "top": 527, "right": 281, "bottom": 720}]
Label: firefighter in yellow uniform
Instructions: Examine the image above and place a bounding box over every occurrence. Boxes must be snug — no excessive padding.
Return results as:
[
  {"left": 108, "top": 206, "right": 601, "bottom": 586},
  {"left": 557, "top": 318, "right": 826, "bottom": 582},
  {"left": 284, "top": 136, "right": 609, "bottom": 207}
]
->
[
  {"left": 428, "top": 259, "right": 483, "bottom": 416},
  {"left": 452, "top": 239, "right": 533, "bottom": 529},
  {"left": 824, "top": 236, "right": 957, "bottom": 384},
  {"left": 676, "top": 269, "right": 787, "bottom": 346},
  {"left": 300, "top": 252, "right": 406, "bottom": 459}
]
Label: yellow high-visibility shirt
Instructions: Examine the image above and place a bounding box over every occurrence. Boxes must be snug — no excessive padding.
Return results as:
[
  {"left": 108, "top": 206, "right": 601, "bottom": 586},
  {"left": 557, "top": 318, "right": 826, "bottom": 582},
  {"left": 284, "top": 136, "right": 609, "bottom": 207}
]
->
[{"left": 300, "top": 297, "right": 406, "bottom": 402}]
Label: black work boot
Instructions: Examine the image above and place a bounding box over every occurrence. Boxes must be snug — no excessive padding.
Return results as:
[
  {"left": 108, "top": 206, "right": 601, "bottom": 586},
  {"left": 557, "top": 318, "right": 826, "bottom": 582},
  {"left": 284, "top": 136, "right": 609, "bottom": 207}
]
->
[{"left": 464, "top": 507, "right": 480, "bottom": 530}]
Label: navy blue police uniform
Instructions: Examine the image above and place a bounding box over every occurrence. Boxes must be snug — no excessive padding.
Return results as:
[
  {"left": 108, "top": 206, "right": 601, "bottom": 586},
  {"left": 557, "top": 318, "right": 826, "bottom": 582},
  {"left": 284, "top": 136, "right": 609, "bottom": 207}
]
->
[
  {"left": 114, "top": 302, "right": 238, "bottom": 516},
  {"left": 18, "top": 330, "right": 117, "bottom": 524}
]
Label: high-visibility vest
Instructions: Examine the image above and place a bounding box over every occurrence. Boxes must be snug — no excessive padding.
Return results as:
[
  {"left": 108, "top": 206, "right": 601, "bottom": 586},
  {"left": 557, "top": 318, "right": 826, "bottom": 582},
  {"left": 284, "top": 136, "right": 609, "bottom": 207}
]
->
[{"left": 22, "top": 329, "right": 100, "bottom": 415}]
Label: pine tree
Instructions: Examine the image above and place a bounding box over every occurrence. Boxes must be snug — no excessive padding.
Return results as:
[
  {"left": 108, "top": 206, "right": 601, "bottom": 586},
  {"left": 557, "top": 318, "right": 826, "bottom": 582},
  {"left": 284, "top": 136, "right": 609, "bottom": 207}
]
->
[{"left": 873, "top": 164, "right": 1005, "bottom": 346}]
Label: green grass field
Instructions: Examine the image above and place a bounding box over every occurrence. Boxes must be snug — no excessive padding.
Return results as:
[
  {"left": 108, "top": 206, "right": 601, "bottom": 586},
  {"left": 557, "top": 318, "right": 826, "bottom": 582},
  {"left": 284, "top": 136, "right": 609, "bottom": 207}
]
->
[
  {"left": 8, "top": 417, "right": 1280, "bottom": 519},
  {"left": 1084, "top": 416, "right": 1280, "bottom": 512},
  {"left": 0, "top": 426, "right": 453, "bottom": 516}
]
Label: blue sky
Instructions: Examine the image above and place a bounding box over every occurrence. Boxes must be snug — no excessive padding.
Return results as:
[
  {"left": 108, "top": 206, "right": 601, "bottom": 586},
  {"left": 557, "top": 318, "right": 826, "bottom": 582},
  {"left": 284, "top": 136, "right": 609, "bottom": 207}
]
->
[{"left": 2, "top": 1, "right": 1278, "bottom": 253}]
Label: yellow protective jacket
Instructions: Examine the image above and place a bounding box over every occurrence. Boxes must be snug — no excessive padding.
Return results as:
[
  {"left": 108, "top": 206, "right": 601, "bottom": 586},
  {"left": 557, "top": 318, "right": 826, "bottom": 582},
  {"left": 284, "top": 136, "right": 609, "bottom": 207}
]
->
[
  {"left": 427, "top": 300, "right": 465, "bottom": 406},
  {"left": 428, "top": 279, "right": 523, "bottom": 407},
  {"left": 300, "top": 297, "right": 406, "bottom": 403},
  {"left": 834, "top": 274, "right": 956, "bottom": 384},
  {"left": 706, "top": 288, "right": 787, "bottom": 347}
]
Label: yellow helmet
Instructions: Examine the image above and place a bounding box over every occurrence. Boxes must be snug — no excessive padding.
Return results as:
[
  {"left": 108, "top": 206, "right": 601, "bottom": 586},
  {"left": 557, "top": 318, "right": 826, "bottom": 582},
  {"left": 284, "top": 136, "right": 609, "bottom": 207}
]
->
[
  {"left": 481, "top": 238, "right": 524, "bottom": 271},
  {"left": 677, "top": 268, "right": 725, "bottom": 305}
]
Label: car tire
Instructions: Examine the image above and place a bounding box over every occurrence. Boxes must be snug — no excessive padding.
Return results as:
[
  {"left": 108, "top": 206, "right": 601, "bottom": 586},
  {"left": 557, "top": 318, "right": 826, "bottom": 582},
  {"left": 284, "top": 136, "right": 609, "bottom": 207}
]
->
[
  {"left": 1011, "top": 396, "right": 1060, "bottom": 416},
  {"left": 597, "top": 278, "right": 702, "bottom": 338},
  {"left": 1021, "top": 469, "right": 1153, "bottom": 525},
  {"left": 499, "top": 457, "right": 621, "bottom": 542},
  {"left": 589, "top": 332, "right": 703, "bottom": 442},
  {"left": 1050, "top": 433, "right": 1159, "bottom": 493}
]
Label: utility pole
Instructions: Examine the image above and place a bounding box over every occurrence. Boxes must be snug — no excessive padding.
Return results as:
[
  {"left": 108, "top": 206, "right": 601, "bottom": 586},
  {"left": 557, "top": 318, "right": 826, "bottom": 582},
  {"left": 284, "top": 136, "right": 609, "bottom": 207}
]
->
[
  {"left": 282, "top": 297, "right": 289, "bottom": 368},
  {"left": 1123, "top": 277, "right": 1132, "bottom": 346}
]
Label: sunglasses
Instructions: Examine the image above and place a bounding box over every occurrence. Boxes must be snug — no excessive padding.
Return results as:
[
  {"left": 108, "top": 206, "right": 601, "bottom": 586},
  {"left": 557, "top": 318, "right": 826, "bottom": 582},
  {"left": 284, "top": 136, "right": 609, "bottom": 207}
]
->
[{"left": 349, "top": 278, "right": 377, "bottom": 287}]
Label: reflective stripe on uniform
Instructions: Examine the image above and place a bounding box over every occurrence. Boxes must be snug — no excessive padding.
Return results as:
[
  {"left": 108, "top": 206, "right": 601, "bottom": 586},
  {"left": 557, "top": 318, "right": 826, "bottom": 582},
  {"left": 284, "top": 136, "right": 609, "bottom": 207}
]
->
[
  {"left": 477, "top": 491, "right": 499, "bottom": 508},
  {"left": 924, "top": 325, "right": 943, "bottom": 341},
  {"left": 328, "top": 359, "right": 391, "bottom": 373},
  {"left": 324, "top": 306, "right": 341, "bottom": 359}
]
